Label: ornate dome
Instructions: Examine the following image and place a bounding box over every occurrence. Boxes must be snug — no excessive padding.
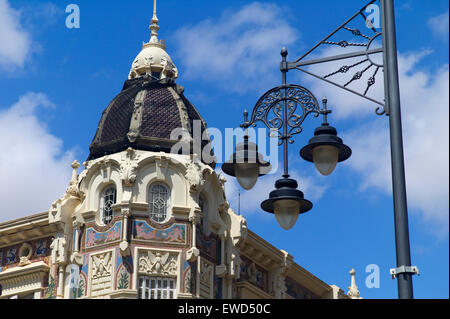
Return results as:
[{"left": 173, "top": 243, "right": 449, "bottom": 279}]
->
[
  {"left": 88, "top": 77, "right": 213, "bottom": 165},
  {"left": 88, "top": 5, "right": 213, "bottom": 166}
]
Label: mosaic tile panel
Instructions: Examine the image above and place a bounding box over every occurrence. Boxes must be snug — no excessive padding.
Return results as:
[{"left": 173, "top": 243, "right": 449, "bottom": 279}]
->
[
  {"left": 85, "top": 220, "right": 122, "bottom": 249},
  {"left": 132, "top": 220, "right": 186, "bottom": 244}
]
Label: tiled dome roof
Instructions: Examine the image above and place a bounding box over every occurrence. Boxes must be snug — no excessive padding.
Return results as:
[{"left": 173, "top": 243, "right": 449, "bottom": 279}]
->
[{"left": 88, "top": 76, "right": 213, "bottom": 166}]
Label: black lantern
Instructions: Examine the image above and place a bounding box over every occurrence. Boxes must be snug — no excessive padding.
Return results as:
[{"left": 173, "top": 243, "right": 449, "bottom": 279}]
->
[
  {"left": 300, "top": 123, "right": 352, "bottom": 176},
  {"left": 222, "top": 135, "right": 271, "bottom": 190},
  {"left": 300, "top": 98, "right": 351, "bottom": 176},
  {"left": 261, "top": 178, "right": 312, "bottom": 230}
]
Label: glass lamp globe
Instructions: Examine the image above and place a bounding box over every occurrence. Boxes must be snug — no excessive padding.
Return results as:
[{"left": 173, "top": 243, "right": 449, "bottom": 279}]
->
[
  {"left": 235, "top": 162, "right": 260, "bottom": 190},
  {"left": 312, "top": 145, "right": 340, "bottom": 176},
  {"left": 274, "top": 199, "right": 301, "bottom": 230},
  {"left": 300, "top": 123, "right": 352, "bottom": 176}
]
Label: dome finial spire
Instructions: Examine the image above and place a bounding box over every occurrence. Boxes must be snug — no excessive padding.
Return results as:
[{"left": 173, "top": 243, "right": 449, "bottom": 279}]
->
[
  {"left": 347, "top": 269, "right": 362, "bottom": 299},
  {"left": 129, "top": 0, "right": 178, "bottom": 81},
  {"left": 149, "top": 0, "right": 160, "bottom": 44}
]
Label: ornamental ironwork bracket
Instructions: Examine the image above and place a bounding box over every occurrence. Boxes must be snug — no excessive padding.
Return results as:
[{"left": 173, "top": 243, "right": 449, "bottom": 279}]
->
[
  {"left": 390, "top": 265, "right": 420, "bottom": 279},
  {"left": 240, "top": 84, "right": 322, "bottom": 146},
  {"left": 286, "top": 0, "right": 390, "bottom": 116}
]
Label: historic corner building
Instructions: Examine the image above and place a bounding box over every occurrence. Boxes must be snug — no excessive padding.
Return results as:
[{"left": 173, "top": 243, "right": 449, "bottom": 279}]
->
[{"left": 0, "top": 9, "right": 362, "bottom": 300}]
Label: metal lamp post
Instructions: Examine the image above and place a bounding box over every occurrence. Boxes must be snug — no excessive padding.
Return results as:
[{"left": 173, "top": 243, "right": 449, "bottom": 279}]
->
[
  {"left": 286, "top": 0, "right": 417, "bottom": 299},
  {"left": 223, "top": 0, "right": 418, "bottom": 299},
  {"left": 222, "top": 47, "right": 352, "bottom": 230}
]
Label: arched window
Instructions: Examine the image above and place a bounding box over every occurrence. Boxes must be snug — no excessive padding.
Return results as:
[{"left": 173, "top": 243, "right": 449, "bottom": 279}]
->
[
  {"left": 100, "top": 186, "right": 116, "bottom": 225},
  {"left": 149, "top": 183, "right": 170, "bottom": 223}
]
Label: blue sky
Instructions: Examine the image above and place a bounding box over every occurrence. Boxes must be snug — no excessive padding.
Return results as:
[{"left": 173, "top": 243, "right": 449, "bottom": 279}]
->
[{"left": 0, "top": 0, "right": 448, "bottom": 299}]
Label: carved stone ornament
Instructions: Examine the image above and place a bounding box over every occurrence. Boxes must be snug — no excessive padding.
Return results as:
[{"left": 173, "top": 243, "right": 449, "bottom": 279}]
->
[
  {"left": 247, "top": 263, "right": 260, "bottom": 284},
  {"left": 120, "top": 148, "right": 140, "bottom": 186},
  {"left": 127, "top": 90, "right": 146, "bottom": 143},
  {"left": 347, "top": 269, "right": 361, "bottom": 299},
  {"left": 66, "top": 160, "right": 81, "bottom": 197},
  {"left": 272, "top": 271, "right": 287, "bottom": 297},
  {"left": 121, "top": 207, "right": 131, "bottom": 218},
  {"left": 70, "top": 252, "right": 83, "bottom": 266},
  {"left": 92, "top": 251, "right": 112, "bottom": 279},
  {"left": 218, "top": 175, "right": 227, "bottom": 196},
  {"left": 99, "top": 157, "right": 112, "bottom": 182},
  {"left": 186, "top": 247, "right": 199, "bottom": 262},
  {"left": 18, "top": 243, "right": 33, "bottom": 267},
  {"left": 185, "top": 161, "right": 203, "bottom": 192},
  {"left": 144, "top": 56, "right": 154, "bottom": 67},
  {"left": 215, "top": 264, "right": 227, "bottom": 278},
  {"left": 184, "top": 267, "right": 193, "bottom": 294},
  {"left": 50, "top": 234, "right": 67, "bottom": 265},
  {"left": 230, "top": 252, "right": 241, "bottom": 279},
  {"left": 120, "top": 241, "right": 130, "bottom": 257},
  {"left": 270, "top": 251, "right": 292, "bottom": 297},
  {"left": 138, "top": 250, "right": 178, "bottom": 276},
  {"left": 200, "top": 259, "right": 213, "bottom": 285},
  {"left": 155, "top": 154, "right": 169, "bottom": 180}
]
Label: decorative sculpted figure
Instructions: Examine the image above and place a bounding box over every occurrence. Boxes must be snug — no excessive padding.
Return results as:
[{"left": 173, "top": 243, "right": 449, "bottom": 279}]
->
[
  {"left": 120, "top": 148, "right": 140, "bottom": 186},
  {"left": 138, "top": 250, "right": 178, "bottom": 276},
  {"left": 92, "top": 252, "right": 112, "bottom": 278}
]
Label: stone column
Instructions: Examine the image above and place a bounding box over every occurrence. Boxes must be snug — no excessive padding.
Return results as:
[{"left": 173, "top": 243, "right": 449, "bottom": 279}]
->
[{"left": 120, "top": 207, "right": 131, "bottom": 256}]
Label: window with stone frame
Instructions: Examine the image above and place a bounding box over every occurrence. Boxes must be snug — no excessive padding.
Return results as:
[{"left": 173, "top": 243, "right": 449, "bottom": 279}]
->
[
  {"left": 138, "top": 276, "right": 176, "bottom": 299},
  {"left": 149, "top": 183, "right": 170, "bottom": 223},
  {"left": 100, "top": 186, "right": 116, "bottom": 225}
]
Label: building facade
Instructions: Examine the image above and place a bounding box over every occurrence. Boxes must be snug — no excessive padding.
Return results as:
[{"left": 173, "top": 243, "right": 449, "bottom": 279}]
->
[{"left": 0, "top": 5, "right": 360, "bottom": 300}]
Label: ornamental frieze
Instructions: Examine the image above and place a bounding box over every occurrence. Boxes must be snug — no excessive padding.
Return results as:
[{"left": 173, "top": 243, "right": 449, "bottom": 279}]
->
[
  {"left": 0, "top": 238, "right": 52, "bottom": 270},
  {"left": 239, "top": 255, "right": 269, "bottom": 293},
  {"left": 138, "top": 250, "right": 178, "bottom": 276},
  {"left": 132, "top": 220, "right": 186, "bottom": 245},
  {"left": 285, "top": 277, "right": 319, "bottom": 299},
  {"left": 84, "top": 221, "right": 122, "bottom": 249}
]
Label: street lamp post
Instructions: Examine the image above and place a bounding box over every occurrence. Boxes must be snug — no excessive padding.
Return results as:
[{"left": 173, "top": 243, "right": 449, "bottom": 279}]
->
[
  {"left": 222, "top": 50, "right": 352, "bottom": 231},
  {"left": 222, "top": 0, "right": 418, "bottom": 299}
]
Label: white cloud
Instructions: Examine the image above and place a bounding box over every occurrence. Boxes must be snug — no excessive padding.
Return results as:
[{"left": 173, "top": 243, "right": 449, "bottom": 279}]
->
[
  {"left": 172, "top": 2, "right": 300, "bottom": 93},
  {"left": 0, "top": 93, "right": 74, "bottom": 223},
  {"left": 310, "top": 51, "right": 450, "bottom": 234},
  {"left": 0, "top": 0, "right": 32, "bottom": 69},
  {"left": 428, "top": 11, "right": 449, "bottom": 40}
]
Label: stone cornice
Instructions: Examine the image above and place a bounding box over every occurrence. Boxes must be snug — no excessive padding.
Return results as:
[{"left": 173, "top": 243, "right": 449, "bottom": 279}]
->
[
  {"left": 287, "top": 263, "right": 334, "bottom": 298},
  {"left": 0, "top": 261, "right": 50, "bottom": 280},
  {"left": 0, "top": 261, "right": 50, "bottom": 298},
  {"left": 0, "top": 212, "right": 56, "bottom": 248},
  {"left": 235, "top": 281, "right": 273, "bottom": 299},
  {"left": 238, "top": 229, "right": 293, "bottom": 270},
  {"left": 0, "top": 212, "right": 48, "bottom": 232},
  {"left": 108, "top": 289, "right": 138, "bottom": 299}
]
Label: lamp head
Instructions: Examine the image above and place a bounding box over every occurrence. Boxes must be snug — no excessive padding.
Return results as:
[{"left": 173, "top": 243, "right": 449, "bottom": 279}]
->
[
  {"left": 222, "top": 136, "right": 271, "bottom": 190},
  {"left": 300, "top": 124, "right": 351, "bottom": 176},
  {"left": 261, "top": 178, "right": 312, "bottom": 230}
]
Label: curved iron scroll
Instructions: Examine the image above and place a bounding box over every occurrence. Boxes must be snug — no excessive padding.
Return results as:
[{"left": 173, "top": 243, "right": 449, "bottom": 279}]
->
[{"left": 243, "top": 84, "right": 321, "bottom": 145}]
